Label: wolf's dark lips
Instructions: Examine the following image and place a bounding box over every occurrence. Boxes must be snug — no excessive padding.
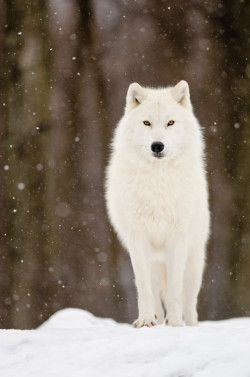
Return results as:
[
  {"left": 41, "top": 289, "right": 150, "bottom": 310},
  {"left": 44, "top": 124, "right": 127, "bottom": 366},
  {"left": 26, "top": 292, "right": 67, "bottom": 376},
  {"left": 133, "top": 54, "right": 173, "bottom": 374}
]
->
[{"left": 153, "top": 152, "right": 164, "bottom": 159}]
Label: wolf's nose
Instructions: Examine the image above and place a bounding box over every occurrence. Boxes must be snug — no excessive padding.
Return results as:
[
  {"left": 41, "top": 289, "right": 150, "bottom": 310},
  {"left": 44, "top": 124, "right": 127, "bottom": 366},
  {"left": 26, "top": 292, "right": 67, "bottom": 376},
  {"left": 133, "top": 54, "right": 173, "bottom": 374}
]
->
[{"left": 151, "top": 142, "right": 164, "bottom": 153}]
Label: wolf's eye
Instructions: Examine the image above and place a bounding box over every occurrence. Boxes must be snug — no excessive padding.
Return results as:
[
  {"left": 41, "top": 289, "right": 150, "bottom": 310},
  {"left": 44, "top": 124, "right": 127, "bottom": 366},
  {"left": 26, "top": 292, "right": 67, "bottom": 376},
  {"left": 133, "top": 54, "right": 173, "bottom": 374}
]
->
[
  {"left": 167, "top": 120, "right": 175, "bottom": 126},
  {"left": 143, "top": 120, "right": 151, "bottom": 126}
]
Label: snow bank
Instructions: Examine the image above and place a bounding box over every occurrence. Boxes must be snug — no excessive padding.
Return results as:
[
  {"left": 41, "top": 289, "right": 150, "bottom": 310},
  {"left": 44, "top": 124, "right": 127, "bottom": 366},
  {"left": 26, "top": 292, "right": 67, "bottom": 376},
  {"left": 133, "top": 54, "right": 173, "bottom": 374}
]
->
[{"left": 0, "top": 308, "right": 249, "bottom": 377}]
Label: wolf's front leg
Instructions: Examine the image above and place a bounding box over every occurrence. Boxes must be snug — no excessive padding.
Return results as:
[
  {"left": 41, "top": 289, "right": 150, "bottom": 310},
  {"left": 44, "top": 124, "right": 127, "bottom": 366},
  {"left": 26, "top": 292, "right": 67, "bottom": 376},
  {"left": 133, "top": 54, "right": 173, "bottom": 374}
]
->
[
  {"left": 129, "top": 235, "right": 157, "bottom": 328},
  {"left": 165, "top": 238, "right": 187, "bottom": 327}
]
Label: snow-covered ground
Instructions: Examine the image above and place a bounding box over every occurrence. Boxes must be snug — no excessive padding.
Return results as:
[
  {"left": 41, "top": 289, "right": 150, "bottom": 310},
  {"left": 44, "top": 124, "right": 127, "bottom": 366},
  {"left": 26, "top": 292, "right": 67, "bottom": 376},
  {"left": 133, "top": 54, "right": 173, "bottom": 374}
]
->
[{"left": 0, "top": 308, "right": 249, "bottom": 377}]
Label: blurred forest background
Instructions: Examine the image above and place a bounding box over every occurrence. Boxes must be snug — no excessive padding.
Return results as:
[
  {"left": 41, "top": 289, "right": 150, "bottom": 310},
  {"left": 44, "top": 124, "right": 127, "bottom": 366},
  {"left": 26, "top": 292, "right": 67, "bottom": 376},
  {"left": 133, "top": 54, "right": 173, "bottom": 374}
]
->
[{"left": 0, "top": 0, "right": 249, "bottom": 329}]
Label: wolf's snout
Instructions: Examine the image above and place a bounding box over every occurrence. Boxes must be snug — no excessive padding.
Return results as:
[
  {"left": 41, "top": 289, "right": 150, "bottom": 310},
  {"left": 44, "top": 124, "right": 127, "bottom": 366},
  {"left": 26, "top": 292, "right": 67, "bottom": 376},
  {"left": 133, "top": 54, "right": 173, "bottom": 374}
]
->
[{"left": 151, "top": 142, "right": 164, "bottom": 154}]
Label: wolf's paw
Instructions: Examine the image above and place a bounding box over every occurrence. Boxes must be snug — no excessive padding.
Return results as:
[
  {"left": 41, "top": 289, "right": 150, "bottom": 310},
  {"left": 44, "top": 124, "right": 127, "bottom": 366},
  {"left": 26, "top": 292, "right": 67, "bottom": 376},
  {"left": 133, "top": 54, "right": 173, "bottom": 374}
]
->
[
  {"left": 165, "top": 317, "right": 183, "bottom": 327},
  {"left": 133, "top": 315, "right": 157, "bottom": 328}
]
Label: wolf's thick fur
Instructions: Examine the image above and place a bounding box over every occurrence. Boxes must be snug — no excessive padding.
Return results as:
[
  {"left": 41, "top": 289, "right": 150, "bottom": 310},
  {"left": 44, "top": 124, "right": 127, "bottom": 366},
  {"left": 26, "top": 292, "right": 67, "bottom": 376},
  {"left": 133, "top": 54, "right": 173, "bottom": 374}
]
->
[{"left": 105, "top": 81, "right": 210, "bottom": 327}]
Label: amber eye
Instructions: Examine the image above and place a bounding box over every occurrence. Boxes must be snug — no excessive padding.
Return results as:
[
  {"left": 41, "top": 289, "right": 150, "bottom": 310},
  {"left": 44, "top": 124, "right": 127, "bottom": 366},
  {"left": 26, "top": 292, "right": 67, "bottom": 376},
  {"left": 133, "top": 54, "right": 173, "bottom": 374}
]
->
[
  {"left": 167, "top": 120, "right": 175, "bottom": 126},
  {"left": 143, "top": 120, "right": 151, "bottom": 126}
]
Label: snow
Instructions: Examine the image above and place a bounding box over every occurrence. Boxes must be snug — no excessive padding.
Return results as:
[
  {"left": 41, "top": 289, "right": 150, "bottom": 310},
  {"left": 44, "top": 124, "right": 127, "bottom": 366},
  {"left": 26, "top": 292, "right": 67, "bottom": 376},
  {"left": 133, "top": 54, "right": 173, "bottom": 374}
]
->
[{"left": 0, "top": 308, "right": 250, "bottom": 377}]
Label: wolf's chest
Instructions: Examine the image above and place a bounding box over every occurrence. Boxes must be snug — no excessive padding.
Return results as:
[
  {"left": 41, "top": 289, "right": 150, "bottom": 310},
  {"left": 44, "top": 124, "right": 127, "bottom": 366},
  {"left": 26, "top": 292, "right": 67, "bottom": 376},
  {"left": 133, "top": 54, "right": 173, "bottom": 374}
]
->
[
  {"left": 125, "top": 180, "right": 182, "bottom": 247},
  {"left": 124, "top": 172, "right": 183, "bottom": 224}
]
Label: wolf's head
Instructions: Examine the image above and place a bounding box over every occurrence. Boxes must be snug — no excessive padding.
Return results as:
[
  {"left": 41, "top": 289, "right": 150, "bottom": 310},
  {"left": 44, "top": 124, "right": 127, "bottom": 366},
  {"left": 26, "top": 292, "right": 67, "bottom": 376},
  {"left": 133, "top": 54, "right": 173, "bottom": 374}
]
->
[{"left": 117, "top": 81, "right": 203, "bottom": 163}]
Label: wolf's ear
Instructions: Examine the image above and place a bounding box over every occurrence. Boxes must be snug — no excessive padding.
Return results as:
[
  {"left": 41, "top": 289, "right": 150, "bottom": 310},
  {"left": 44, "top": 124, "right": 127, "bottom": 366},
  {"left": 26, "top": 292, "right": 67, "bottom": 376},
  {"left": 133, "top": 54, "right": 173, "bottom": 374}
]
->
[
  {"left": 171, "top": 80, "right": 192, "bottom": 110},
  {"left": 126, "top": 83, "right": 146, "bottom": 111}
]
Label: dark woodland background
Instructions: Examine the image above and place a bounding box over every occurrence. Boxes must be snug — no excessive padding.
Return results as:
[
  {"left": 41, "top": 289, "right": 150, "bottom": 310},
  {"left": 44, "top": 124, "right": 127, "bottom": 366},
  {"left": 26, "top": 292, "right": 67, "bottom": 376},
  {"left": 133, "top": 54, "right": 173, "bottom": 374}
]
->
[{"left": 0, "top": 0, "right": 249, "bottom": 329}]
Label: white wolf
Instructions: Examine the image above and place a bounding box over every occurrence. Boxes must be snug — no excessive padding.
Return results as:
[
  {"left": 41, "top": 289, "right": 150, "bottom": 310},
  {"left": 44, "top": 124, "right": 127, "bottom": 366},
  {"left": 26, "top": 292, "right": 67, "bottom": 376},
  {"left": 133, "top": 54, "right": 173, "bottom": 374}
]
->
[{"left": 105, "top": 81, "right": 210, "bottom": 327}]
